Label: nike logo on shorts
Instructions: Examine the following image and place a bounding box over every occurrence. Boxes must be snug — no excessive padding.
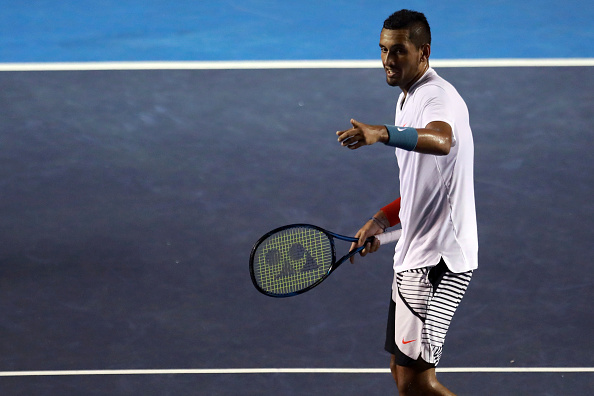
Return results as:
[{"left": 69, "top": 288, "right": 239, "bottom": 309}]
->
[{"left": 402, "top": 338, "right": 416, "bottom": 344}]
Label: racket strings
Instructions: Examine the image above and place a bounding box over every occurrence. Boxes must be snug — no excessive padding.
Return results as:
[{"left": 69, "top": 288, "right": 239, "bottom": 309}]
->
[{"left": 253, "top": 227, "right": 333, "bottom": 295}]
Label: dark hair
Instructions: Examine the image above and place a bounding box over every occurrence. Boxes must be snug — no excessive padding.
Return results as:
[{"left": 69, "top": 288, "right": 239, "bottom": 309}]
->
[{"left": 383, "top": 9, "right": 431, "bottom": 48}]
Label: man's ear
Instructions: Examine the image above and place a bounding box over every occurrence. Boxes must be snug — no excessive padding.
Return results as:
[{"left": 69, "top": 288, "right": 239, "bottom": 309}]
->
[{"left": 420, "top": 43, "right": 431, "bottom": 63}]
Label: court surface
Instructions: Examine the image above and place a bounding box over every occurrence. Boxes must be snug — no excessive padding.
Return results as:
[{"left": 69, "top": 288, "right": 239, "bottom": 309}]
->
[{"left": 0, "top": 1, "right": 593, "bottom": 395}]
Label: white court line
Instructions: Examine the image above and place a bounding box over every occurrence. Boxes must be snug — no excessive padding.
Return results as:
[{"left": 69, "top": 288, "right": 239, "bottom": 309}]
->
[
  {"left": 0, "top": 367, "right": 592, "bottom": 377},
  {"left": 0, "top": 58, "right": 593, "bottom": 71}
]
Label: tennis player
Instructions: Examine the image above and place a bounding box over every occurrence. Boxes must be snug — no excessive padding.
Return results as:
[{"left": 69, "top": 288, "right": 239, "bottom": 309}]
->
[{"left": 336, "top": 10, "right": 478, "bottom": 395}]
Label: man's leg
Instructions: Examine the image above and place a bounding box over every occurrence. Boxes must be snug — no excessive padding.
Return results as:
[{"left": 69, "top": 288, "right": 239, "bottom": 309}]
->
[
  {"left": 386, "top": 261, "right": 472, "bottom": 395},
  {"left": 390, "top": 354, "right": 455, "bottom": 396}
]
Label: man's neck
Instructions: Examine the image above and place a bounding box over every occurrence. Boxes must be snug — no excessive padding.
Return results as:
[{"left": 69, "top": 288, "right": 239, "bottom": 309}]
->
[{"left": 401, "top": 62, "right": 430, "bottom": 97}]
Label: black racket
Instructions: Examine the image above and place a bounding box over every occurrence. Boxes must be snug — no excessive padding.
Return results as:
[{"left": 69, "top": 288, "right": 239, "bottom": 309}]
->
[{"left": 249, "top": 224, "right": 401, "bottom": 297}]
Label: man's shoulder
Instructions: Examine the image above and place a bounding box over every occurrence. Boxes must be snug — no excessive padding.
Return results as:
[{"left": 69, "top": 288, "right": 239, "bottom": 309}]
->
[
  {"left": 412, "top": 78, "right": 449, "bottom": 102},
  {"left": 415, "top": 69, "right": 464, "bottom": 103},
  {"left": 418, "top": 69, "right": 453, "bottom": 91}
]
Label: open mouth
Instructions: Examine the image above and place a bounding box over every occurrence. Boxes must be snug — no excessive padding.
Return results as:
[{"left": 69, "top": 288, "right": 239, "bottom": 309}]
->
[{"left": 385, "top": 68, "right": 400, "bottom": 78}]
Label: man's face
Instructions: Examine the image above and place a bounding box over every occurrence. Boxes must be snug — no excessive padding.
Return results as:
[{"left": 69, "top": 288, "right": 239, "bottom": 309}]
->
[{"left": 379, "top": 28, "right": 428, "bottom": 90}]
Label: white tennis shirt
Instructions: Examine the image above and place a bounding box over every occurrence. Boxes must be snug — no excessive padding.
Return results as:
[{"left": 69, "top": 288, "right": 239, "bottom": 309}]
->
[{"left": 392, "top": 68, "right": 478, "bottom": 273}]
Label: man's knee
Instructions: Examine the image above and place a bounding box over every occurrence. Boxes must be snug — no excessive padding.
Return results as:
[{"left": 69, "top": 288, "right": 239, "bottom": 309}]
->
[
  {"left": 390, "top": 355, "right": 398, "bottom": 373},
  {"left": 396, "top": 373, "right": 437, "bottom": 396},
  {"left": 391, "top": 358, "right": 442, "bottom": 396},
  {"left": 389, "top": 355, "right": 399, "bottom": 387},
  {"left": 395, "top": 369, "right": 420, "bottom": 396}
]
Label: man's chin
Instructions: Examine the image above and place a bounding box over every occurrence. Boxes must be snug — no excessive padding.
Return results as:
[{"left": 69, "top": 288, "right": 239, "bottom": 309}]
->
[{"left": 386, "top": 77, "right": 400, "bottom": 87}]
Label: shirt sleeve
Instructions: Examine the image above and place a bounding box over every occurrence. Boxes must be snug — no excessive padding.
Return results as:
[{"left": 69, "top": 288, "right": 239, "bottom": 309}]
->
[{"left": 418, "top": 85, "right": 456, "bottom": 146}]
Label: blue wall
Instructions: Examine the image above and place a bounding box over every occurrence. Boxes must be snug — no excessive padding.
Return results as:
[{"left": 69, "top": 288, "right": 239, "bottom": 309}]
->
[{"left": 1, "top": 0, "right": 593, "bottom": 62}]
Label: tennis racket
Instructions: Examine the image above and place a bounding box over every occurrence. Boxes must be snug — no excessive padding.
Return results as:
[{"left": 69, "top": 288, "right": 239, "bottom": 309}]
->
[{"left": 249, "top": 224, "right": 401, "bottom": 298}]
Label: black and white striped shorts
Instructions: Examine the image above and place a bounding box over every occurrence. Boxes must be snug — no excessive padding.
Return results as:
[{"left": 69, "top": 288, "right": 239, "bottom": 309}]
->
[{"left": 385, "top": 258, "right": 472, "bottom": 366}]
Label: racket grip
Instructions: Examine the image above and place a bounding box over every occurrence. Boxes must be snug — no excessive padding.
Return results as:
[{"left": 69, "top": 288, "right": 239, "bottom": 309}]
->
[{"left": 375, "top": 229, "right": 402, "bottom": 245}]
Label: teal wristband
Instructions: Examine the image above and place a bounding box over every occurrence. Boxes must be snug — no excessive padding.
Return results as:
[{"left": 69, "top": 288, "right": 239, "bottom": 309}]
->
[{"left": 384, "top": 125, "right": 418, "bottom": 151}]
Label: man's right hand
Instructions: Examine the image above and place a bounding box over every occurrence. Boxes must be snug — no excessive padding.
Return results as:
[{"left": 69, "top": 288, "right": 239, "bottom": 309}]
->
[
  {"left": 337, "top": 119, "right": 389, "bottom": 150},
  {"left": 349, "top": 217, "right": 386, "bottom": 264}
]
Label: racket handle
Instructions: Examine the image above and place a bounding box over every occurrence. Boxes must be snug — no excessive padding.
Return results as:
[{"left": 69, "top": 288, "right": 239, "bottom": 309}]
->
[{"left": 375, "top": 229, "right": 402, "bottom": 245}]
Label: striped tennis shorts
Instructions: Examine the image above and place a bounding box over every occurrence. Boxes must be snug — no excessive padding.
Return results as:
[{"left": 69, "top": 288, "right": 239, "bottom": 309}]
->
[{"left": 385, "top": 258, "right": 472, "bottom": 366}]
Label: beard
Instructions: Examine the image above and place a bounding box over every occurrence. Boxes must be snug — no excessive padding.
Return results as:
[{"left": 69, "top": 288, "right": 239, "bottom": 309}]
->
[{"left": 384, "top": 69, "right": 401, "bottom": 87}]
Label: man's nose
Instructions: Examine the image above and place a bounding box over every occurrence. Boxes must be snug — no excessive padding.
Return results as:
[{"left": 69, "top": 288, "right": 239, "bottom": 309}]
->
[{"left": 384, "top": 52, "right": 398, "bottom": 66}]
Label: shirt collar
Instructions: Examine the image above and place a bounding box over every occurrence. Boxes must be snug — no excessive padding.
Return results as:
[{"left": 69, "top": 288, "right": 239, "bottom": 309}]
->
[{"left": 408, "top": 67, "right": 434, "bottom": 93}]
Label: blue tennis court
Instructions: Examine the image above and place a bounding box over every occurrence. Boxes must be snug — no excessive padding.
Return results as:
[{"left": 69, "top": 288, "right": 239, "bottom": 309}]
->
[{"left": 0, "top": 1, "right": 592, "bottom": 395}]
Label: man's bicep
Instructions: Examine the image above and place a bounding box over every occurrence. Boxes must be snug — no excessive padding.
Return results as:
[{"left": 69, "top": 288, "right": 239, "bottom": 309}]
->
[
  {"left": 415, "top": 121, "right": 453, "bottom": 155},
  {"left": 425, "top": 121, "right": 453, "bottom": 145}
]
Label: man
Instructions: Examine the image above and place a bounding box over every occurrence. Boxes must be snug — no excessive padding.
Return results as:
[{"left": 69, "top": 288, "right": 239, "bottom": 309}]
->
[{"left": 336, "top": 10, "right": 478, "bottom": 396}]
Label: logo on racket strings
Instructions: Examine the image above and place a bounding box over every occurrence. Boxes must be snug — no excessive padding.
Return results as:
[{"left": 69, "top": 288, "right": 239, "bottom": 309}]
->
[{"left": 264, "top": 242, "right": 321, "bottom": 278}]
